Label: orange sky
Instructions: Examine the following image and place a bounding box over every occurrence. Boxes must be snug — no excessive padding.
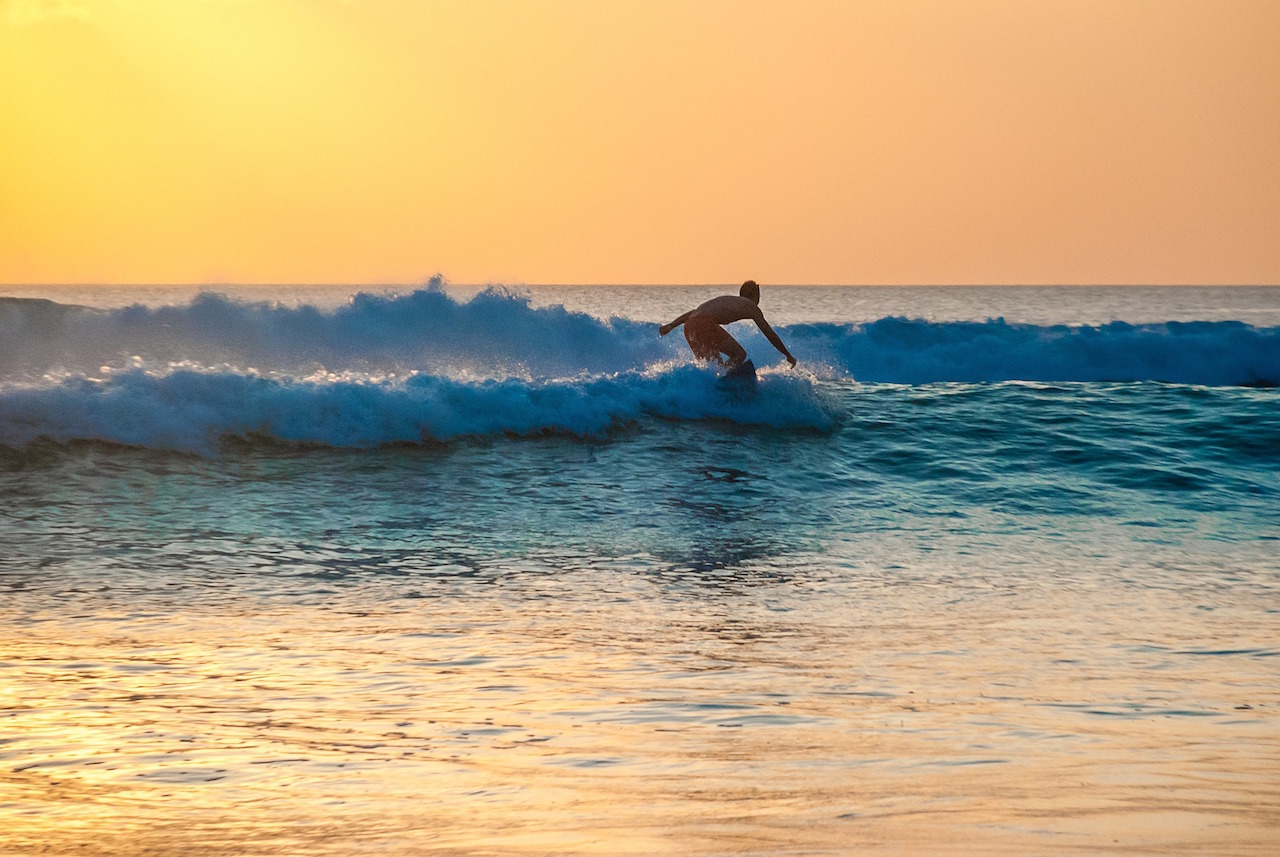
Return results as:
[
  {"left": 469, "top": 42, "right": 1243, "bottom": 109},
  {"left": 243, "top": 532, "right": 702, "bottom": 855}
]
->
[{"left": 2, "top": 0, "right": 1277, "bottom": 285}]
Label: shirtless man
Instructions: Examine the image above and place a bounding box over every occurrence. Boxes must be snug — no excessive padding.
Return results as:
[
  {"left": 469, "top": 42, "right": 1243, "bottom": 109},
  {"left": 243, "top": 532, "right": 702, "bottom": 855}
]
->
[{"left": 659, "top": 280, "right": 797, "bottom": 369}]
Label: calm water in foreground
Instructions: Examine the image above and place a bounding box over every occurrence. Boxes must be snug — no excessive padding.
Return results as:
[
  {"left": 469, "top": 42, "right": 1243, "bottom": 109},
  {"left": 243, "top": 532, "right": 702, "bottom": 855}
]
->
[{"left": 1, "top": 286, "right": 1278, "bottom": 854}]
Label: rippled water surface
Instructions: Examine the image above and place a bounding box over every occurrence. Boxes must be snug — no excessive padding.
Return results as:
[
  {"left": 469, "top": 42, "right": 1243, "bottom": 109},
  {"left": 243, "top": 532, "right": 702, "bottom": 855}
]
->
[
  {"left": 3, "top": 380, "right": 1278, "bottom": 855},
  {"left": 2, "top": 287, "right": 1279, "bottom": 854}
]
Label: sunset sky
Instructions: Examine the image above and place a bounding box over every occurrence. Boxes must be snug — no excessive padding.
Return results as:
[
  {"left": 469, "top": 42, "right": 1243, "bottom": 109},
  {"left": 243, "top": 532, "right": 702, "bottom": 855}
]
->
[{"left": 2, "top": 0, "right": 1277, "bottom": 285}]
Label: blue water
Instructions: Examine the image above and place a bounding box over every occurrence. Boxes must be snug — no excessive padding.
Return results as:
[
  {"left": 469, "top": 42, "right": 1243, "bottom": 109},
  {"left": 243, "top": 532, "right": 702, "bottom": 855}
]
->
[{"left": 2, "top": 284, "right": 1278, "bottom": 855}]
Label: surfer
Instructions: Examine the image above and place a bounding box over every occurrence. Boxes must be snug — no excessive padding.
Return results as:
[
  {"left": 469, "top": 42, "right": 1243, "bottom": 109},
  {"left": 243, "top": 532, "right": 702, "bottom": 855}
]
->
[{"left": 658, "top": 280, "right": 797, "bottom": 369}]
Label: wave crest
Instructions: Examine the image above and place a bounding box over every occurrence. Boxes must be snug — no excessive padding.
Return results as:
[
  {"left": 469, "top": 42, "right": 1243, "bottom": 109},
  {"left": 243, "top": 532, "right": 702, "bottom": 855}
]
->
[
  {"left": 0, "top": 281, "right": 668, "bottom": 381},
  {"left": 3, "top": 288, "right": 1278, "bottom": 386}
]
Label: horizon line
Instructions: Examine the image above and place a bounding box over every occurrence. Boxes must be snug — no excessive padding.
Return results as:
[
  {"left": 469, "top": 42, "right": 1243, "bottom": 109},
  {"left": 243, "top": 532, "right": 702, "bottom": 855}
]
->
[{"left": 5, "top": 282, "right": 1279, "bottom": 289}]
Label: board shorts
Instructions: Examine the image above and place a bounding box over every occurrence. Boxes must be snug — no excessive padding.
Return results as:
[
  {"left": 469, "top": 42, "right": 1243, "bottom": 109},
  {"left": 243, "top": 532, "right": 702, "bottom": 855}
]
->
[{"left": 684, "top": 315, "right": 742, "bottom": 363}]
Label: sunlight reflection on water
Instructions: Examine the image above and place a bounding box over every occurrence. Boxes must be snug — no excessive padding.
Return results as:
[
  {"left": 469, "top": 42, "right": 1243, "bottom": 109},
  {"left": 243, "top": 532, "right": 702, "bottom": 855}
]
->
[{"left": 2, "top": 549, "right": 1278, "bottom": 855}]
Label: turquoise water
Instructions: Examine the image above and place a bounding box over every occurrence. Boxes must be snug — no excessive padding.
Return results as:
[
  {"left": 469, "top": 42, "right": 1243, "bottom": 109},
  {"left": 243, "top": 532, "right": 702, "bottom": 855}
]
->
[{"left": 1, "top": 285, "right": 1278, "bottom": 854}]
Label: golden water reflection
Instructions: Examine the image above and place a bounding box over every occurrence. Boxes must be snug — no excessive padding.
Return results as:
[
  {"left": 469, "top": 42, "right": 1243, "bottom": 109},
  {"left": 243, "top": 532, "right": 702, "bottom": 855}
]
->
[{"left": 2, "top": 575, "right": 1278, "bottom": 855}]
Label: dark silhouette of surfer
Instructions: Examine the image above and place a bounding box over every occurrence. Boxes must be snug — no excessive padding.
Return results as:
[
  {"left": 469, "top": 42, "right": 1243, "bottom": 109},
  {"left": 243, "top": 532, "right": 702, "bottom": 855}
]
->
[{"left": 659, "top": 281, "right": 797, "bottom": 369}]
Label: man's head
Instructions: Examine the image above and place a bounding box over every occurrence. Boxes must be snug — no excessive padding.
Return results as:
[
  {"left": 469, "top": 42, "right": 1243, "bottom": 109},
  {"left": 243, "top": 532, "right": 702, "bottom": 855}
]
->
[{"left": 739, "top": 280, "right": 760, "bottom": 304}]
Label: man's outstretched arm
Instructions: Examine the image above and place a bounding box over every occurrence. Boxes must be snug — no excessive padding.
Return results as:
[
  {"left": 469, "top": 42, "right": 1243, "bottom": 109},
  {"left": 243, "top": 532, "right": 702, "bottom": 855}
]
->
[
  {"left": 659, "top": 311, "right": 693, "bottom": 336},
  {"left": 754, "top": 314, "right": 797, "bottom": 366}
]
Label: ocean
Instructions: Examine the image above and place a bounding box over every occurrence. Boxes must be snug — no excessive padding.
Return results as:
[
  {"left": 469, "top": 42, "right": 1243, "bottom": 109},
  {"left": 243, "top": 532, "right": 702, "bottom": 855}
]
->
[{"left": 1, "top": 284, "right": 1278, "bottom": 855}]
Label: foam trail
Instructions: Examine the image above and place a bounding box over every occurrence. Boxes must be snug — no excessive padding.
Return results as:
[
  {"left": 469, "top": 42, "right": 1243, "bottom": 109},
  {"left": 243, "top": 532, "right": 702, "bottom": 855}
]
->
[{"left": 0, "top": 367, "right": 837, "bottom": 452}]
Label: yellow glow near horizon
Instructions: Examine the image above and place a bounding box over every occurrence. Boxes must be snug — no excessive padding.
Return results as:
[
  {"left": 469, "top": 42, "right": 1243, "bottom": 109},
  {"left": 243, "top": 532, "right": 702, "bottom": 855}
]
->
[{"left": 2, "top": 0, "right": 1278, "bottom": 285}]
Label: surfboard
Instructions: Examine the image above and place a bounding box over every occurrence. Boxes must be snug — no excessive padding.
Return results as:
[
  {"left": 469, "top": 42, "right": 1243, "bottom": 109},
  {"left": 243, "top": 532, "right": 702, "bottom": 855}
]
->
[{"left": 719, "top": 358, "right": 757, "bottom": 392}]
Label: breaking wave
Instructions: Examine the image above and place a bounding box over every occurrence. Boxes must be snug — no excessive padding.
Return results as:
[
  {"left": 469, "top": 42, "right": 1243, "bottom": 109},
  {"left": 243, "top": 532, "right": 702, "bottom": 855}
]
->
[
  {"left": 0, "top": 367, "right": 834, "bottom": 452},
  {"left": 2, "top": 283, "right": 1277, "bottom": 451}
]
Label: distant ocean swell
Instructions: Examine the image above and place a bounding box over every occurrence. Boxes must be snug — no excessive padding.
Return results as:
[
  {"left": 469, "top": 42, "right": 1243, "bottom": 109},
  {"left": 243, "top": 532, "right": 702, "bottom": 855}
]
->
[{"left": 799, "top": 317, "right": 1280, "bottom": 387}]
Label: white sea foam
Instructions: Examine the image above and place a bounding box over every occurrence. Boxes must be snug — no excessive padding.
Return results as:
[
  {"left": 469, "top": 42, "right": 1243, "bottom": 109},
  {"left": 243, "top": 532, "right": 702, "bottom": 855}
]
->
[{"left": 0, "top": 366, "right": 837, "bottom": 452}]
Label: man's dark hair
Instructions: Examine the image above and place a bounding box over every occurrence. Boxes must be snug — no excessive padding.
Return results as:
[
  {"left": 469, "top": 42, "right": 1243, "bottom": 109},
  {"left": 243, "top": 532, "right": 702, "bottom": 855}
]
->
[{"left": 739, "top": 280, "right": 760, "bottom": 303}]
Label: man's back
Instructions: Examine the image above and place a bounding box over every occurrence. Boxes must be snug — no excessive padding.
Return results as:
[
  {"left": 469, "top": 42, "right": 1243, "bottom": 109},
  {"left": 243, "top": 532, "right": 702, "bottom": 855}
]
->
[{"left": 690, "top": 295, "right": 760, "bottom": 326}]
